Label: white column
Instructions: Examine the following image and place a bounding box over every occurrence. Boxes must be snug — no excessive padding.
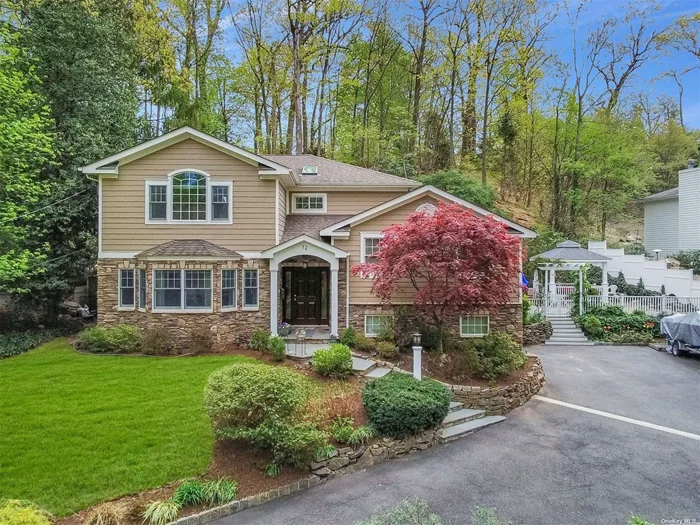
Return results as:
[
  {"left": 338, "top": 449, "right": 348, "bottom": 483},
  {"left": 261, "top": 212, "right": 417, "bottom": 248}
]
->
[
  {"left": 601, "top": 262, "right": 609, "bottom": 301},
  {"left": 270, "top": 268, "right": 278, "bottom": 335},
  {"left": 579, "top": 268, "right": 583, "bottom": 314},
  {"left": 331, "top": 268, "right": 339, "bottom": 336},
  {"left": 549, "top": 268, "right": 557, "bottom": 297}
]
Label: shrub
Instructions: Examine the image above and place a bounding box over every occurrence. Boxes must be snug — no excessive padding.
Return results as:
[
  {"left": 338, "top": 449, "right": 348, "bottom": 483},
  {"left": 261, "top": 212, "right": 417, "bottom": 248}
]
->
[
  {"left": 0, "top": 330, "right": 65, "bottom": 359},
  {"left": 473, "top": 507, "right": 512, "bottom": 525},
  {"left": 580, "top": 315, "right": 603, "bottom": 337},
  {"left": 312, "top": 343, "right": 353, "bottom": 378},
  {"left": 609, "top": 331, "right": 653, "bottom": 345},
  {"left": 347, "top": 425, "right": 377, "bottom": 446},
  {"left": 330, "top": 416, "right": 355, "bottom": 443},
  {"left": 173, "top": 479, "right": 205, "bottom": 506},
  {"left": 363, "top": 373, "right": 450, "bottom": 438},
  {"left": 376, "top": 341, "right": 399, "bottom": 360},
  {"left": 578, "top": 305, "right": 660, "bottom": 342},
  {"left": 674, "top": 249, "right": 700, "bottom": 275},
  {"left": 314, "top": 443, "right": 337, "bottom": 461},
  {"left": 0, "top": 500, "right": 50, "bottom": 525},
  {"left": 188, "top": 327, "right": 213, "bottom": 354},
  {"left": 78, "top": 325, "right": 141, "bottom": 353},
  {"left": 204, "top": 363, "right": 307, "bottom": 428},
  {"left": 141, "top": 326, "right": 176, "bottom": 355},
  {"left": 355, "top": 498, "right": 443, "bottom": 525},
  {"left": 354, "top": 333, "right": 377, "bottom": 353},
  {"left": 201, "top": 478, "right": 238, "bottom": 505},
  {"left": 376, "top": 321, "right": 395, "bottom": 343},
  {"left": 141, "top": 499, "right": 180, "bottom": 525},
  {"left": 267, "top": 335, "right": 287, "bottom": 361},
  {"left": 249, "top": 329, "right": 270, "bottom": 351},
  {"left": 467, "top": 332, "right": 526, "bottom": 381},
  {"left": 338, "top": 326, "right": 357, "bottom": 347},
  {"left": 84, "top": 503, "right": 124, "bottom": 525}
]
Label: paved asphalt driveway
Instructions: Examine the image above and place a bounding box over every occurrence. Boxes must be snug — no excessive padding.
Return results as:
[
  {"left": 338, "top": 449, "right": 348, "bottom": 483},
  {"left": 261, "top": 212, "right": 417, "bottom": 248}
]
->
[{"left": 215, "top": 345, "right": 700, "bottom": 525}]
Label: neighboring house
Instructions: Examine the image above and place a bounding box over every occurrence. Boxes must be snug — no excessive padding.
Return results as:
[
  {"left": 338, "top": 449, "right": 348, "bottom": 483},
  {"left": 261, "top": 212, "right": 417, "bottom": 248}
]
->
[
  {"left": 81, "top": 127, "right": 536, "bottom": 348},
  {"left": 639, "top": 163, "right": 700, "bottom": 258}
]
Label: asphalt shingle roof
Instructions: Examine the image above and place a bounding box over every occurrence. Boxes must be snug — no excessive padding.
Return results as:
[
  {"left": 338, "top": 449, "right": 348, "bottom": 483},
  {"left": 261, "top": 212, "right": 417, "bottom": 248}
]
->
[
  {"left": 282, "top": 215, "right": 352, "bottom": 242},
  {"left": 136, "top": 240, "right": 241, "bottom": 258},
  {"left": 532, "top": 240, "right": 611, "bottom": 262},
  {"left": 638, "top": 187, "right": 679, "bottom": 203},
  {"left": 262, "top": 154, "right": 421, "bottom": 187}
]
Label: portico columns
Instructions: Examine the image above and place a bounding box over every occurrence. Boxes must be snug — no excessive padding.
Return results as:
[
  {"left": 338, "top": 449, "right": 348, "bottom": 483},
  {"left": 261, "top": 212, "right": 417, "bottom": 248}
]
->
[
  {"left": 270, "top": 268, "right": 279, "bottom": 335},
  {"left": 331, "top": 269, "right": 339, "bottom": 337}
]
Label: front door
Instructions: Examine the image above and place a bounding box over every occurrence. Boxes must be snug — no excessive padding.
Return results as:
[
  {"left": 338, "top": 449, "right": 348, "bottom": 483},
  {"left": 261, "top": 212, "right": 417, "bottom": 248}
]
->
[{"left": 283, "top": 268, "right": 329, "bottom": 325}]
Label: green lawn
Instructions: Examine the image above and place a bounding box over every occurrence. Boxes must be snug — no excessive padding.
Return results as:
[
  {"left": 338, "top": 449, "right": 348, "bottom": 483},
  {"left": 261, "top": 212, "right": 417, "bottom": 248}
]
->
[{"left": 0, "top": 339, "right": 256, "bottom": 516}]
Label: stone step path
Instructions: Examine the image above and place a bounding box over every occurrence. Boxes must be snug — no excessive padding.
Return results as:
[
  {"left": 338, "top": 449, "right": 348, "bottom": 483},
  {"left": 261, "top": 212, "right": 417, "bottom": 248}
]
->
[
  {"left": 351, "top": 354, "right": 507, "bottom": 444},
  {"left": 545, "top": 317, "right": 594, "bottom": 346}
]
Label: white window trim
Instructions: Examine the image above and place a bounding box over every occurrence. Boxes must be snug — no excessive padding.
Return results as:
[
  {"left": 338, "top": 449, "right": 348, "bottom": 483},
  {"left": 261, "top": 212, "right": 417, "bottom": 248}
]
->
[
  {"left": 459, "top": 315, "right": 490, "bottom": 338},
  {"left": 221, "top": 268, "right": 238, "bottom": 311},
  {"left": 242, "top": 269, "right": 260, "bottom": 310},
  {"left": 364, "top": 314, "right": 393, "bottom": 337},
  {"left": 118, "top": 269, "right": 135, "bottom": 310},
  {"left": 292, "top": 193, "right": 327, "bottom": 214},
  {"left": 144, "top": 170, "right": 233, "bottom": 225},
  {"left": 360, "top": 232, "right": 383, "bottom": 264},
  {"left": 151, "top": 269, "right": 214, "bottom": 314}
]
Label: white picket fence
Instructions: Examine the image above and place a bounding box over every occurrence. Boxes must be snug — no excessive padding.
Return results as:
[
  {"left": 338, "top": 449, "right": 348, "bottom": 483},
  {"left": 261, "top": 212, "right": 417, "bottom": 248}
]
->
[{"left": 530, "top": 295, "right": 700, "bottom": 317}]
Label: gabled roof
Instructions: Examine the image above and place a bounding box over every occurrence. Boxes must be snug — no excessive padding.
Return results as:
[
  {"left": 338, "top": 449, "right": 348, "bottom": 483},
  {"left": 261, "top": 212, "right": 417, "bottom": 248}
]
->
[
  {"left": 261, "top": 234, "right": 348, "bottom": 259},
  {"left": 80, "top": 127, "right": 290, "bottom": 176},
  {"left": 531, "top": 240, "right": 611, "bottom": 262},
  {"left": 261, "top": 154, "right": 420, "bottom": 189},
  {"left": 282, "top": 214, "right": 352, "bottom": 242},
  {"left": 637, "top": 187, "right": 679, "bottom": 203},
  {"left": 318, "top": 185, "right": 537, "bottom": 238},
  {"left": 136, "top": 240, "right": 241, "bottom": 259}
]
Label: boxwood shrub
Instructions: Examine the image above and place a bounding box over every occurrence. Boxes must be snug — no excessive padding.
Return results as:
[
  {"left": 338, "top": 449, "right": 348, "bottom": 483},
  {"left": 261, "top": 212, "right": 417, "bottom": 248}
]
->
[
  {"left": 77, "top": 324, "right": 142, "bottom": 353},
  {"left": 312, "top": 343, "right": 353, "bottom": 378},
  {"left": 363, "top": 373, "right": 450, "bottom": 438}
]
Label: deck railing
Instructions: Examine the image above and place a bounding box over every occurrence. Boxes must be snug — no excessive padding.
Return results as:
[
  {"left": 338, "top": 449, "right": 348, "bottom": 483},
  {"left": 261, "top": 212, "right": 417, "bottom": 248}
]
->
[{"left": 530, "top": 295, "right": 700, "bottom": 317}]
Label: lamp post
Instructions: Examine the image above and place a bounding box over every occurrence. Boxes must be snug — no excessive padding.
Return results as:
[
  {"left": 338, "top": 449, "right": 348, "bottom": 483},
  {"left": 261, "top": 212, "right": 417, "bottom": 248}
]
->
[
  {"left": 653, "top": 249, "right": 662, "bottom": 261},
  {"left": 412, "top": 333, "right": 422, "bottom": 380}
]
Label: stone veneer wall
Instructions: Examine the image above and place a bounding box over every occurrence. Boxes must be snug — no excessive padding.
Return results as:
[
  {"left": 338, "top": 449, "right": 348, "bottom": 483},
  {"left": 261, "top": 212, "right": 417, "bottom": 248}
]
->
[
  {"left": 523, "top": 320, "right": 553, "bottom": 346},
  {"left": 447, "top": 356, "right": 545, "bottom": 415},
  {"left": 97, "top": 258, "right": 270, "bottom": 348},
  {"left": 348, "top": 303, "right": 524, "bottom": 345}
]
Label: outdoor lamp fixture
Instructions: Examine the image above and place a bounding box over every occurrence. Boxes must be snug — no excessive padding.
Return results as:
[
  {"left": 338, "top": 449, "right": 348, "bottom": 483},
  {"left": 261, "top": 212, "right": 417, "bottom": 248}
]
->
[
  {"left": 412, "top": 333, "right": 422, "bottom": 381},
  {"left": 653, "top": 249, "right": 662, "bottom": 261},
  {"left": 303, "top": 261, "right": 308, "bottom": 269}
]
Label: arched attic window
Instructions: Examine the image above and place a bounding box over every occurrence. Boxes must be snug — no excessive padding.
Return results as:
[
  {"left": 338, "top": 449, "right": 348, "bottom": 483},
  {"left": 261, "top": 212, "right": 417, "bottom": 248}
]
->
[{"left": 172, "top": 172, "right": 207, "bottom": 221}]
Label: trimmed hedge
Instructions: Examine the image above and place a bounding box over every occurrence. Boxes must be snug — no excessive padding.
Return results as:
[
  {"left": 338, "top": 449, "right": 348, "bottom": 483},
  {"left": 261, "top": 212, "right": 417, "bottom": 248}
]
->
[
  {"left": 78, "top": 325, "right": 142, "bottom": 353},
  {"left": 312, "top": 343, "right": 353, "bottom": 378},
  {"left": 363, "top": 373, "right": 450, "bottom": 438}
]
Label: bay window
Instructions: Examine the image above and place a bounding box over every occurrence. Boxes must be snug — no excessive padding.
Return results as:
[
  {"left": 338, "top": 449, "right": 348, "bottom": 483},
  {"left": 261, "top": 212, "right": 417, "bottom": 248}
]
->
[{"left": 152, "top": 269, "right": 213, "bottom": 311}]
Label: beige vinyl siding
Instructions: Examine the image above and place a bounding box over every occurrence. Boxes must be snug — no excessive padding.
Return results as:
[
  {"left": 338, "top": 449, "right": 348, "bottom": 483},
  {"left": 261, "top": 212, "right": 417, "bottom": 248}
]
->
[
  {"left": 277, "top": 183, "right": 287, "bottom": 242},
  {"left": 102, "top": 138, "right": 276, "bottom": 252},
  {"left": 318, "top": 191, "right": 409, "bottom": 215},
  {"left": 336, "top": 195, "right": 520, "bottom": 304}
]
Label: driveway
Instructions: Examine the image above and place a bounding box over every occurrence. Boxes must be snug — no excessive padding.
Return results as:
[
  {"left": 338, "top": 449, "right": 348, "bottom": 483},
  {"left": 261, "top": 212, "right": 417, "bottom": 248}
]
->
[{"left": 214, "top": 345, "right": 700, "bottom": 525}]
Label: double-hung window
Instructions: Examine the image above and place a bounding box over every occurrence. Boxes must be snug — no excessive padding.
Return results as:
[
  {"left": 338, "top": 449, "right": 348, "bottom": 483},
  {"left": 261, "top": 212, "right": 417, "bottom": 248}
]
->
[
  {"left": 153, "top": 269, "right": 212, "bottom": 311},
  {"left": 221, "top": 269, "right": 237, "bottom": 310},
  {"left": 361, "top": 234, "right": 382, "bottom": 264},
  {"left": 460, "top": 315, "right": 489, "bottom": 337},
  {"left": 293, "top": 193, "right": 326, "bottom": 213},
  {"left": 243, "top": 269, "right": 259, "bottom": 309},
  {"left": 365, "top": 315, "right": 392, "bottom": 337},
  {"left": 138, "top": 269, "right": 146, "bottom": 309},
  {"left": 119, "top": 269, "right": 135, "bottom": 308},
  {"left": 145, "top": 172, "right": 232, "bottom": 224}
]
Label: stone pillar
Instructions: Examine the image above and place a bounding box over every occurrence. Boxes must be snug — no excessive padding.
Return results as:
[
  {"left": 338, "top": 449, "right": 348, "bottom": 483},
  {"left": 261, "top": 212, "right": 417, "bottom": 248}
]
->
[
  {"left": 331, "top": 268, "right": 339, "bottom": 336},
  {"left": 270, "top": 268, "right": 278, "bottom": 335}
]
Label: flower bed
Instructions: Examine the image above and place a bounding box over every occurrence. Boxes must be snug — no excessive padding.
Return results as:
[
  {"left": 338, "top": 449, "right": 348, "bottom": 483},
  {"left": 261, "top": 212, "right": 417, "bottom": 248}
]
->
[{"left": 577, "top": 306, "right": 661, "bottom": 345}]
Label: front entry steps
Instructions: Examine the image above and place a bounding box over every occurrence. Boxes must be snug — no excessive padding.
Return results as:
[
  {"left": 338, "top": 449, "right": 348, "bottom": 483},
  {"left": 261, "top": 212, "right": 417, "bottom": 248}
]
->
[
  {"left": 545, "top": 317, "right": 594, "bottom": 346},
  {"left": 439, "top": 401, "right": 505, "bottom": 443}
]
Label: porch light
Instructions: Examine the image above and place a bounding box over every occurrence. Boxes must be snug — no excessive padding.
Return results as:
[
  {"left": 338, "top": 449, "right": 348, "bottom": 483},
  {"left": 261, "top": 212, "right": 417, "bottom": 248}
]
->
[{"left": 412, "top": 333, "right": 422, "bottom": 346}]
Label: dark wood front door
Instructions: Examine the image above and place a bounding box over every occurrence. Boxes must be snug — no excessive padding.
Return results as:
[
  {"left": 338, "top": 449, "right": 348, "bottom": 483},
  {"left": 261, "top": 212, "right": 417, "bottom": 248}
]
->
[{"left": 283, "top": 268, "right": 329, "bottom": 325}]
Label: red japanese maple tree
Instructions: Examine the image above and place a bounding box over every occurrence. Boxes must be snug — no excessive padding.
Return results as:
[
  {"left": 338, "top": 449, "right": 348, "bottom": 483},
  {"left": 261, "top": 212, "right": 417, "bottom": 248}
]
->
[{"left": 352, "top": 203, "right": 521, "bottom": 349}]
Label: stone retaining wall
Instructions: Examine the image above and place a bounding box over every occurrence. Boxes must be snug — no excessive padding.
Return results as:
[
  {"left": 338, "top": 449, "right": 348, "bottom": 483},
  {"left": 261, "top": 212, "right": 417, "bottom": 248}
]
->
[
  {"left": 523, "top": 320, "right": 553, "bottom": 346},
  {"left": 447, "top": 356, "right": 546, "bottom": 415}
]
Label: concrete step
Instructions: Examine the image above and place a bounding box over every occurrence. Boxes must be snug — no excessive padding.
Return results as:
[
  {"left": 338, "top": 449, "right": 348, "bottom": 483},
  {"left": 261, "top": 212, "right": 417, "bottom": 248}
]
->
[
  {"left": 352, "top": 357, "right": 376, "bottom": 373},
  {"left": 365, "top": 367, "right": 391, "bottom": 378},
  {"left": 549, "top": 321, "right": 577, "bottom": 327},
  {"left": 549, "top": 338, "right": 591, "bottom": 344},
  {"left": 449, "top": 401, "right": 464, "bottom": 412},
  {"left": 439, "top": 416, "right": 506, "bottom": 443},
  {"left": 545, "top": 341, "right": 594, "bottom": 346},
  {"left": 442, "top": 408, "right": 485, "bottom": 428}
]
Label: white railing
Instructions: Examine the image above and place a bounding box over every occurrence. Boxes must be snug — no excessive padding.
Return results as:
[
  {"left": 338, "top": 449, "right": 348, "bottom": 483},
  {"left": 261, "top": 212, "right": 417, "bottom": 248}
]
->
[
  {"left": 583, "top": 295, "right": 700, "bottom": 315},
  {"left": 554, "top": 284, "right": 606, "bottom": 296},
  {"left": 530, "top": 294, "right": 700, "bottom": 317}
]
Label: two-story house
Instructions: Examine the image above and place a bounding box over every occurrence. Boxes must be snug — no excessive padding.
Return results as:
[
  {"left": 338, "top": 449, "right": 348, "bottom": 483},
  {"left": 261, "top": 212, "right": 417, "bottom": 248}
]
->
[{"left": 81, "top": 127, "right": 535, "bottom": 348}]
